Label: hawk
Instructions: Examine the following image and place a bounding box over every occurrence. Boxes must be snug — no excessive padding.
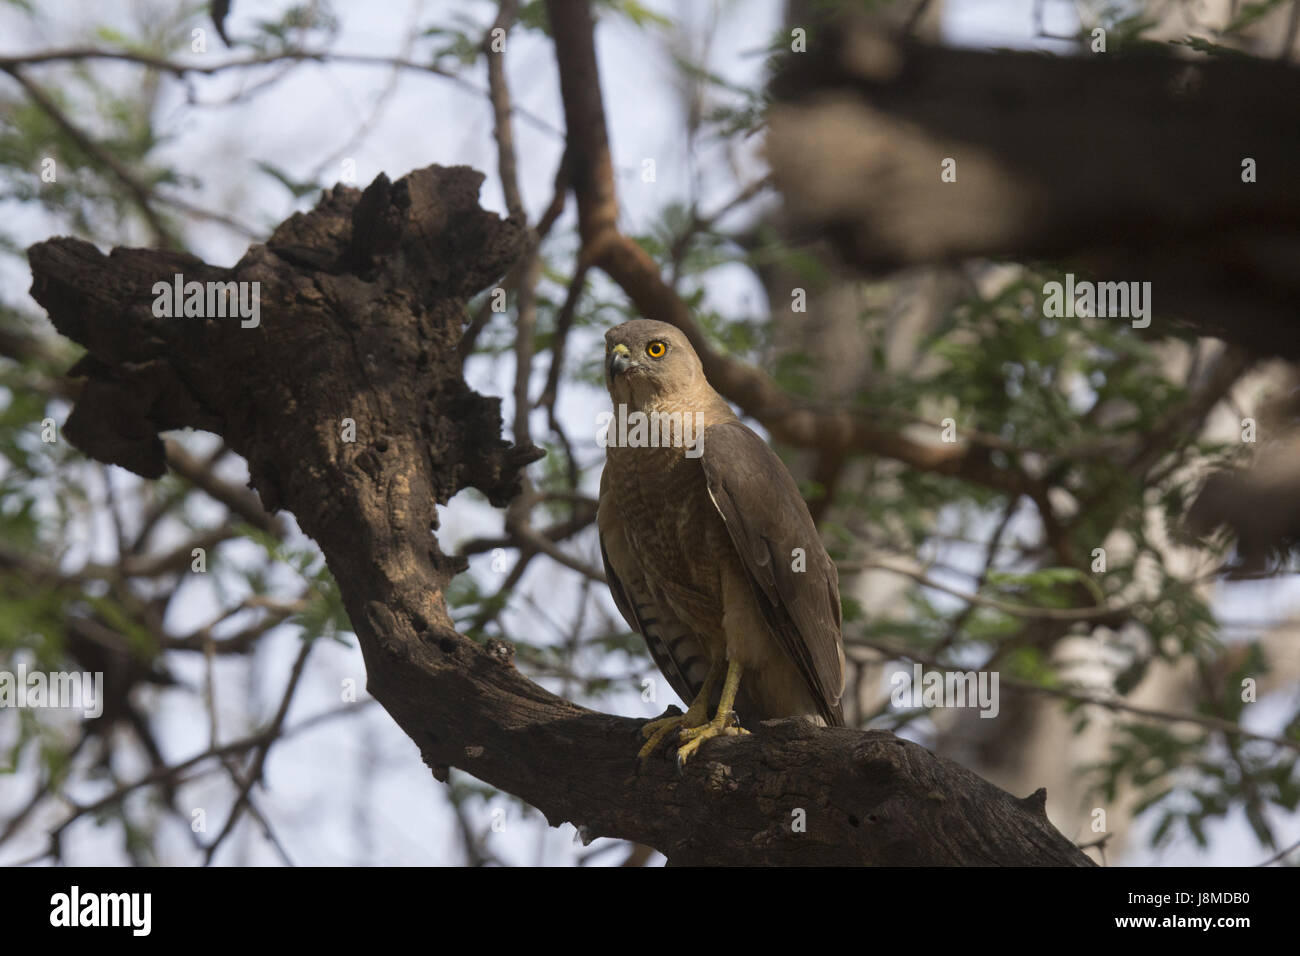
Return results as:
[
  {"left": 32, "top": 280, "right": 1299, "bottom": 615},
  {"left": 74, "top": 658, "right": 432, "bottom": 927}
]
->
[{"left": 597, "top": 319, "right": 846, "bottom": 768}]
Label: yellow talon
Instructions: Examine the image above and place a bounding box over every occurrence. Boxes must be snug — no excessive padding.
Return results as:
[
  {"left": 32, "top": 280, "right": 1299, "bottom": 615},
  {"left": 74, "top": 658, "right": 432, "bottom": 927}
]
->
[
  {"left": 638, "top": 713, "right": 689, "bottom": 761},
  {"left": 638, "top": 658, "right": 749, "bottom": 770},
  {"left": 638, "top": 657, "right": 725, "bottom": 763},
  {"left": 637, "top": 671, "right": 716, "bottom": 761},
  {"left": 678, "top": 709, "right": 735, "bottom": 740},
  {"left": 642, "top": 711, "right": 689, "bottom": 741},
  {"left": 675, "top": 709, "right": 748, "bottom": 769}
]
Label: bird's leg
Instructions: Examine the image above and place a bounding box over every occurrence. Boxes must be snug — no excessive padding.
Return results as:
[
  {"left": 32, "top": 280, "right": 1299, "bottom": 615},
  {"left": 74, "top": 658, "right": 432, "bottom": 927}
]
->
[
  {"left": 674, "top": 657, "right": 749, "bottom": 770},
  {"left": 637, "top": 656, "right": 723, "bottom": 761}
]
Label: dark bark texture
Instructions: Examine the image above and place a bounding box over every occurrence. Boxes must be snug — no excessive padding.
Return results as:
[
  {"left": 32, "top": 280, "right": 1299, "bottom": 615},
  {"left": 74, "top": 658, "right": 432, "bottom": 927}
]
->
[{"left": 26, "top": 163, "right": 1092, "bottom": 865}]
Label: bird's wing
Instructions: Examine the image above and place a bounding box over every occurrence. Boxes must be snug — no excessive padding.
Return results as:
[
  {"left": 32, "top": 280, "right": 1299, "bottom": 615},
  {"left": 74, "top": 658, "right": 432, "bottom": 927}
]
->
[
  {"left": 699, "top": 421, "right": 846, "bottom": 726},
  {"left": 598, "top": 467, "right": 703, "bottom": 707}
]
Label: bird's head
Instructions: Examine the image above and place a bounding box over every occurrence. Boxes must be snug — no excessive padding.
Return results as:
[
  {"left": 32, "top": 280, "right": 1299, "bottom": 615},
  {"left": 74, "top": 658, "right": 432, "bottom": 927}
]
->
[{"left": 604, "top": 319, "right": 702, "bottom": 410}]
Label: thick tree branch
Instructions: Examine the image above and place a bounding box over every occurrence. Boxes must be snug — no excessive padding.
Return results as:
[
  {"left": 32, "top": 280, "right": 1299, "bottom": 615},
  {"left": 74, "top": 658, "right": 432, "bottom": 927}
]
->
[
  {"left": 766, "top": 18, "right": 1300, "bottom": 358},
  {"left": 26, "top": 162, "right": 1090, "bottom": 865}
]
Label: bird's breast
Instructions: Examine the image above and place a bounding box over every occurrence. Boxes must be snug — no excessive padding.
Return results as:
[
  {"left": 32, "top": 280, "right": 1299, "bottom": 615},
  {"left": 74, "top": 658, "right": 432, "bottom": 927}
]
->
[{"left": 606, "top": 445, "right": 730, "bottom": 629}]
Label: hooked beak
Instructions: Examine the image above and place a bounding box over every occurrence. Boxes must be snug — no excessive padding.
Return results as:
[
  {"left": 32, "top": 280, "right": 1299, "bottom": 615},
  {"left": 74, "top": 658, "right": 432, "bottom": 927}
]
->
[{"left": 608, "top": 344, "right": 638, "bottom": 377}]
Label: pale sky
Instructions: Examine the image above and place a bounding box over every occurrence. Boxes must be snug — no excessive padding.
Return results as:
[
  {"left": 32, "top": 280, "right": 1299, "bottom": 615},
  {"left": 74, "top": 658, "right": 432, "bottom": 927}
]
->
[{"left": 1, "top": 0, "right": 1293, "bottom": 867}]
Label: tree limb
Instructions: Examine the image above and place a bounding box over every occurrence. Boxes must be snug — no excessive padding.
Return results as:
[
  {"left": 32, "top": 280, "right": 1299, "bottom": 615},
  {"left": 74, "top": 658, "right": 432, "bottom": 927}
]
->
[
  {"left": 25, "top": 162, "right": 1091, "bottom": 865},
  {"left": 766, "top": 17, "right": 1300, "bottom": 358}
]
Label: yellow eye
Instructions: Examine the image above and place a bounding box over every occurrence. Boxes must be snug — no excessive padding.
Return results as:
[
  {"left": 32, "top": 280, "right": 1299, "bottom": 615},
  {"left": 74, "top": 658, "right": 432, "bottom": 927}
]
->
[{"left": 646, "top": 341, "right": 666, "bottom": 358}]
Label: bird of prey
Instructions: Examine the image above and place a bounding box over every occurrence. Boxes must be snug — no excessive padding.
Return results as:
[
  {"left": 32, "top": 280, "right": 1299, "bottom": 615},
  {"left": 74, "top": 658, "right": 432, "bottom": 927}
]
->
[{"left": 597, "top": 319, "right": 846, "bottom": 768}]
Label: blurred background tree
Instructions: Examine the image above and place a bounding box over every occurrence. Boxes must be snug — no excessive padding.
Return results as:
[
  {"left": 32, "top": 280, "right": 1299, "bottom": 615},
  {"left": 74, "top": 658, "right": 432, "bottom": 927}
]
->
[{"left": 1, "top": 0, "right": 1297, "bottom": 865}]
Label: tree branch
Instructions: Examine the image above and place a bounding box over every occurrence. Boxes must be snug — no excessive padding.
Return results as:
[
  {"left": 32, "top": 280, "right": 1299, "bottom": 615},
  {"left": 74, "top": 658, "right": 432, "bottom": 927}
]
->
[
  {"left": 25, "top": 161, "right": 1091, "bottom": 865},
  {"left": 544, "top": 0, "right": 1037, "bottom": 498},
  {"left": 766, "top": 17, "right": 1300, "bottom": 359}
]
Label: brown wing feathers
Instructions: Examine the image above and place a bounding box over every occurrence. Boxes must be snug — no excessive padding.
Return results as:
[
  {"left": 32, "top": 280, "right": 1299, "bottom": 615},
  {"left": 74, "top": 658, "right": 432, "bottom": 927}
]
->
[{"left": 700, "top": 422, "right": 846, "bottom": 726}]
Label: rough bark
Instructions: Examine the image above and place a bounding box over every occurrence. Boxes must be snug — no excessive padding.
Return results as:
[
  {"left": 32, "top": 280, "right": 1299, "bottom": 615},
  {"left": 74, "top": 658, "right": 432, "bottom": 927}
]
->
[{"left": 25, "top": 163, "right": 1091, "bottom": 866}]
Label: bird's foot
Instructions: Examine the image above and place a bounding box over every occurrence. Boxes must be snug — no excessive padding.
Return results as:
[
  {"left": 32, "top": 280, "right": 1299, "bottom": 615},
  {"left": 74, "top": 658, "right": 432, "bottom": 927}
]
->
[
  {"left": 674, "top": 710, "right": 748, "bottom": 772},
  {"left": 637, "top": 704, "right": 708, "bottom": 762}
]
